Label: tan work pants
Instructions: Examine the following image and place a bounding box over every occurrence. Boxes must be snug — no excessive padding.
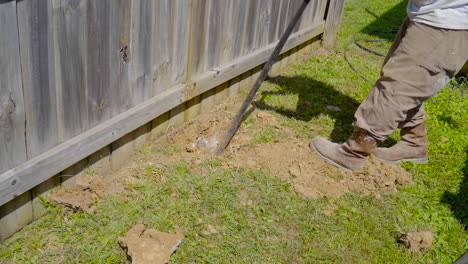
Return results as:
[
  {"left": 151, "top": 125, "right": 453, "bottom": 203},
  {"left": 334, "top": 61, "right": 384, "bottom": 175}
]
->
[{"left": 354, "top": 18, "right": 468, "bottom": 141}]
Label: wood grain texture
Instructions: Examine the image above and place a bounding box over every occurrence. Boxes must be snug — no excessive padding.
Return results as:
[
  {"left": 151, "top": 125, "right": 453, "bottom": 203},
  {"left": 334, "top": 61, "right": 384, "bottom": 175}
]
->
[
  {"left": 187, "top": 0, "right": 209, "bottom": 80},
  {"left": 130, "top": 0, "right": 156, "bottom": 106},
  {"left": 17, "top": 0, "right": 58, "bottom": 159},
  {"left": 0, "top": 0, "right": 332, "bottom": 207},
  {"left": 0, "top": 191, "right": 32, "bottom": 240},
  {"left": 53, "top": 0, "right": 89, "bottom": 141},
  {"left": 152, "top": 0, "right": 172, "bottom": 94},
  {"left": 0, "top": 1, "right": 27, "bottom": 173},
  {"left": 323, "top": 0, "right": 345, "bottom": 47},
  {"left": 171, "top": 0, "right": 192, "bottom": 85}
]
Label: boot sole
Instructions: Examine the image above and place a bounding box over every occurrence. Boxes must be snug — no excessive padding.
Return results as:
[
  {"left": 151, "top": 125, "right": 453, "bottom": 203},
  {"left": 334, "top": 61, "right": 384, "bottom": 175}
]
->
[
  {"left": 374, "top": 156, "right": 428, "bottom": 165},
  {"left": 309, "top": 142, "right": 354, "bottom": 173}
]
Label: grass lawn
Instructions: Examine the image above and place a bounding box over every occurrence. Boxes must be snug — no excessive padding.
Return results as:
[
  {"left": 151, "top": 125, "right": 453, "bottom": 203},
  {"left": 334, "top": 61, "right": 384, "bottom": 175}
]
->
[{"left": 1, "top": 0, "right": 467, "bottom": 263}]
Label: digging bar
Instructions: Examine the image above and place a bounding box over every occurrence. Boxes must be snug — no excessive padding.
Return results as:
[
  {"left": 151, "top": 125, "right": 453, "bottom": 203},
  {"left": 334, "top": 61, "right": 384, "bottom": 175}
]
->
[{"left": 216, "top": 0, "right": 311, "bottom": 155}]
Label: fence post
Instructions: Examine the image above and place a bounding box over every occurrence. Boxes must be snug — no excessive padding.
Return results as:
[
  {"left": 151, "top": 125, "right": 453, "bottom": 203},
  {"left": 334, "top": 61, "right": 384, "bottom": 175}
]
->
[{"left": 323, "top": 0, "right": 345, "bottom": 48}]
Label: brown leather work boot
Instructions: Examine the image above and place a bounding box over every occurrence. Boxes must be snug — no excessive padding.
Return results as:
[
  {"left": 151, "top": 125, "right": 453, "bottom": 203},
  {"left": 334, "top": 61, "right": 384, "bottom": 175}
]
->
[
  {"left": 373, "top": 123, "right": 428, "bottom": 164},
  {"left": 310, "top": 128, "right": 378, "bottom": 173}
]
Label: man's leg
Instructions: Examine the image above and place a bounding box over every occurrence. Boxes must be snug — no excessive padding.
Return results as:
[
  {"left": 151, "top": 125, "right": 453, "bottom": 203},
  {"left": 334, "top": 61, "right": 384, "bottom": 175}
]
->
[{"left": 311, "top": 21, "right": 468, "bottom": 172}]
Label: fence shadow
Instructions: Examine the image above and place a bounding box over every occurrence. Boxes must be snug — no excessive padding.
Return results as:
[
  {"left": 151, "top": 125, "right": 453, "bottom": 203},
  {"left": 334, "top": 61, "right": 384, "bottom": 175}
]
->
[{"left": 441, "top": 147, "right": 468, "bottom": 229}]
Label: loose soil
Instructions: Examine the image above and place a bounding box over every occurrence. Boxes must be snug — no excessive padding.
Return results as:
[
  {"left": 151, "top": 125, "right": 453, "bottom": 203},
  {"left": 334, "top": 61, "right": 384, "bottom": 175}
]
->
[
  {"left": 398, "top": 230, "right": 434, "bottom": 254},
  {"left": 156, "top": 109, "right": 414, "bottom": 199}
]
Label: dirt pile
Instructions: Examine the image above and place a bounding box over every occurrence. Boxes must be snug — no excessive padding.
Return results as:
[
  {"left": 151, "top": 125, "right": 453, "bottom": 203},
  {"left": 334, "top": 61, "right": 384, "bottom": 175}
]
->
[
  {"left": 48, "top": 174, "right": 106, "bottom": 214},
  {"left": 160, "top": 110, "right": 414, "bottom": 199},
  {"left": 224, "top": 140, "right": 413, "bottom": 198},
  {"left": 119, "top": 224, "right": 184, "bottom": 264},
  {"left": 398, "top": 231, "right": 434, "bottom": 254}
]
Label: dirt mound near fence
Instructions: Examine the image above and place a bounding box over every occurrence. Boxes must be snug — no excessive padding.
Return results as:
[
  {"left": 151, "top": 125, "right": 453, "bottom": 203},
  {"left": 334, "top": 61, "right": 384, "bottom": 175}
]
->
[{"left": 158, "top": 109, "right": 414, "bottom": 199}]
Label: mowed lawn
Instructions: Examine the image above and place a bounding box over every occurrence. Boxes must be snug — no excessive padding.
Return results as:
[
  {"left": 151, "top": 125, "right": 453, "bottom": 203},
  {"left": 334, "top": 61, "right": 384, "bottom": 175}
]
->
[{"left": 1, "top": 0, "right": 467, "bottom": 263}]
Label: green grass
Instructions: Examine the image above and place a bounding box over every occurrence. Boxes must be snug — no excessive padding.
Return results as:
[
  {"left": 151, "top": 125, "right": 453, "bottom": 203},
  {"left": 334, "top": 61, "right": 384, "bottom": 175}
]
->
[{"left": 1, "top": 0, "right": 468, "bottom": 263}]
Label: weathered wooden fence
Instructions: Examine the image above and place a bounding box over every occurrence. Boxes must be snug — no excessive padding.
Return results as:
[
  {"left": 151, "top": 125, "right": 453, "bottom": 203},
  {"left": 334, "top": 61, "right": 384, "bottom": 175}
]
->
[{"left": 0, "top": 0, "right": 344, "bottom": 239}]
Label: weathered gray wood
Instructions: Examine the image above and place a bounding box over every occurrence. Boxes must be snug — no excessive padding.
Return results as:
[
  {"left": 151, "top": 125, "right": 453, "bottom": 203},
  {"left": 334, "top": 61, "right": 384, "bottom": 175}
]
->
[
  {"left": 0, "top": 1, "right": 27, "bottom": 174},
  {"left": 151, "top": 112, "right": 170, "bottom": 140},
  {"left": 268, "top": 0, "right": 282, "bottom": 44},
  {"left": 0, "top": 16, "right": 326, "bottom": 207},
  {"left": 232, "top": 0, "right": 248, "bottom": 59},
  {"left": 323, "top": 0, "right": 346, "bottom": 48},
  {"left": 152, "top": 0, "right": 172, "bottom": 94},
  {"left": 187, "top": 0, "right": 209, "bottom": 80},
  {"left": 17, "top": 0, "right": 58, "bottom": 159},
  {"left": 206, "top": 0, "right": 223, "bottom": 70},
  {"left": 53, "top": 0, "right": 89, "bottom": 141},
  {"left": 114, "top": 0, "right": 132, "bottom": 115},
  {"left": 0, "top": 86, "right": 185, "bottom": 206},
  {"left": 86, "top": 0, "right": 115, "bottom": 128},
  {"left": 130, "top": 0, "right": 156, "bottom": 106},
  {"left": 88, "top": 146, "right": 112, "bottom": 176},
  {"left": 244, "top": 0, "right": 260, "bottom": 55},
  {"left": 171, "top": 0, "right": 192, "bottom": 85},
  {"left": 185, "top": 96, "right": 202, "bottom": 121},
  {"left": 255, "top": 0, "right": 273, "bottom": 50},
  {"left": 111, "top": 133, "right": 134, "bottom": 171},
  {"left": 32, "top": 175, "right": 60, "bottom": 219},
  {"left": 0, "top": 191, "right": 33, "bottom": 240},
  {"left": 193, "top": 22, "right": 325, "bottom": 97}
]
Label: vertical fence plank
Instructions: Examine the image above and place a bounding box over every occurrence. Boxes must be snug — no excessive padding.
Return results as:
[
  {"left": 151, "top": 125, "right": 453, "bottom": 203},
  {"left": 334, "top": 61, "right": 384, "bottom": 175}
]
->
[
  {"left": 153, "top": 0, "right": 172, "bottom": 94},
  {"left": 187, "top": 0, "right": 208, "bottom": 80},
  {"left": 232, "top": 0, "right": 247, "bottom": 60},
  {"left": 0, "top": 0, "right": 27, "bottom": 173},
  {"left": 0, "top": 0, "right": 32, "bottom": 240},
  {"left": 114, "top": 0, "right": 132, "bottom": 115},
  {"left": 244, "top": 0, "right": 260, "bottom": 55},
  {"left": 0, "top": 192, "right": 33, "bottom": 240},
  {"left": 53, "top": 0, "right": 89, "bottom": 142},
  {"left": 323, "top": 0, "right": 345, "bottom": 47},
  {"left": 17, "top": 0, "right": 58, "bottom": 159},
  {"left": 255, "top": 0, "right": 272, "bottom": 50},
  {"left": 171, "top": 0, "right": 192, "bottom": 85},
  {"left": 205, "top": 0, "right": 222, "bottom": 70},
  {"left": 86, "top": 0, "right": 113, "bottom": 128},
  {"left": 268, "top": 0, "right": 282, "bottom": 44},
  {"left": 130, "top": 0, "right": 156, "bottom": 106}
]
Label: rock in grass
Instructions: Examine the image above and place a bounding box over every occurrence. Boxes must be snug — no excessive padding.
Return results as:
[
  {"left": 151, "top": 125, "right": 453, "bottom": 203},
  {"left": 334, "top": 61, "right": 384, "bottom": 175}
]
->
[{"left": 119, "top": 224, "right": 184, "bottom": 264}]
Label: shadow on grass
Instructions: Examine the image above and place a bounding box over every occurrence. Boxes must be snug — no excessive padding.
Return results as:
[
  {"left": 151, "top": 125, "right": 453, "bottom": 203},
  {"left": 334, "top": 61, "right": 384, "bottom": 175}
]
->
[
  {"left": 442, "top": 147, "right": 468, "bottom": 229},
  {"left": 361, "top": 1, "right": 407, "bottom": 38},
  {"left": 257, "top": 75, "right": 392, "bottom": 143}
]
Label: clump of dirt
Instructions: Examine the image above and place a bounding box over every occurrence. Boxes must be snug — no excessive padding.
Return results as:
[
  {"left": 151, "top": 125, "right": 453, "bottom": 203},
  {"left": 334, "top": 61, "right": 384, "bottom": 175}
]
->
[
  {"left": 398, "top": 230, "right": 434, "bottom": 254},
  {"left": 119, "top": 224, "right": 184, "bottom": 264},
  {"left": 48, "top": 174, "right": 106, "bottom": 214}
]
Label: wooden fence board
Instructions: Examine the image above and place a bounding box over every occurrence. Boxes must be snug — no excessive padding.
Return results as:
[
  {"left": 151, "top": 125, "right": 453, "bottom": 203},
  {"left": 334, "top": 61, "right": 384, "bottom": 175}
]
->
[
  {"left": 53, "top": 0, "right": 89, "bottom": 141},
  {"left": 232, "top": 0, "right": 248, "bottom": 59},
  {"left": 206, "top": 0, "right": 222, "bottom": 70},
  {"left": 171, "top": 0, "right": 192, "bottom": 85},
  {"left": 323, "top": 0, "right": 346, "bottom": 47},
  {"left": 187, "top": 0, "right": 208, "bottom": 79},
  {"left": 0, "top": 0, "right": 333, "bottom": 208},
  {"left": 114, "top": 0, "right": 132, "bottom": 115},
  {"left": 152, "top": 0, "right": 172, "bottom": 94},
  {"left": 244, "top": 0, "right": 260, "bottom": 55},
  {"left": 130, "top": 0, "right": 156, "bottom": 106},
  {"left": 255, "top": 0, "right": 273, "bottom": 50},
  {"left": 86, "top": 0, "right": 114, "bottom": 128},
  {"left": 17, "top": 0, "right": 58, "bottom": 159},
  {"left": 0, "top": 1, "right": 27, "bottom": 173}
]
